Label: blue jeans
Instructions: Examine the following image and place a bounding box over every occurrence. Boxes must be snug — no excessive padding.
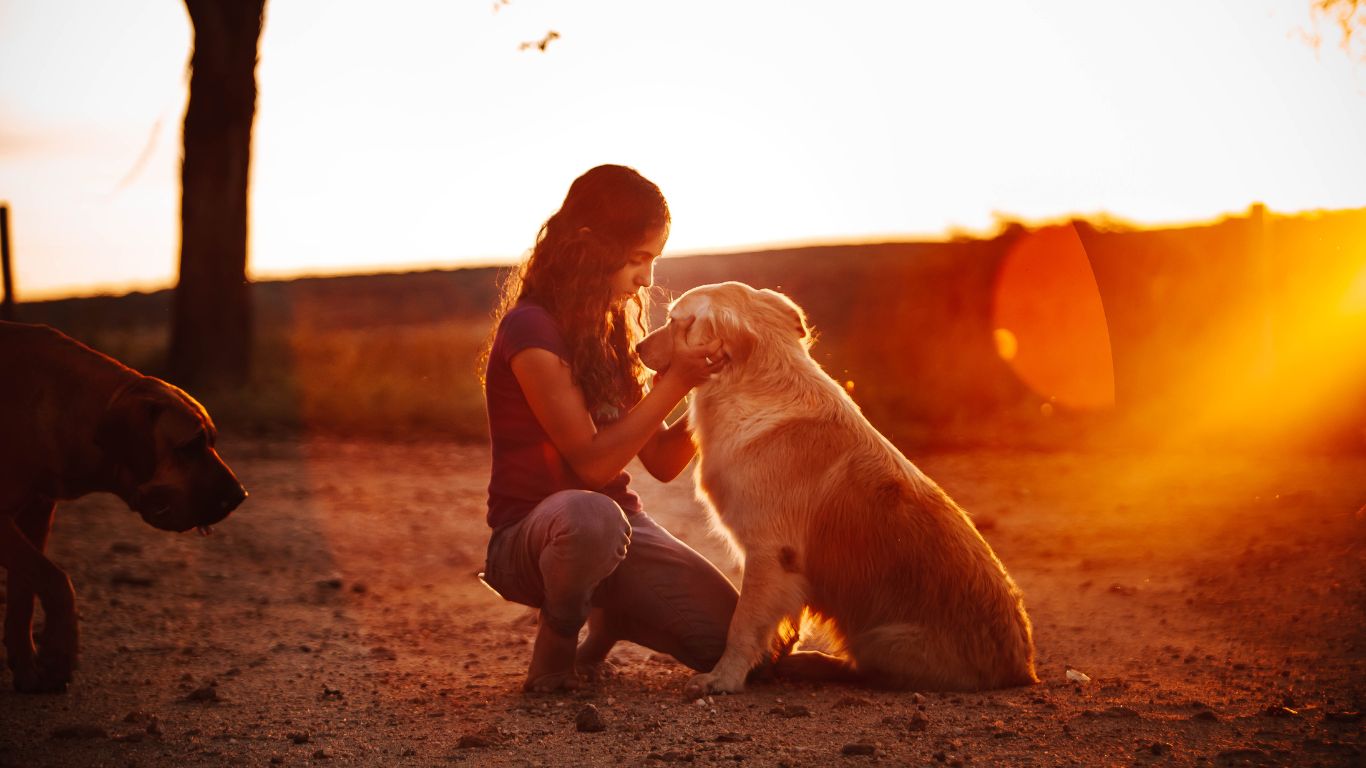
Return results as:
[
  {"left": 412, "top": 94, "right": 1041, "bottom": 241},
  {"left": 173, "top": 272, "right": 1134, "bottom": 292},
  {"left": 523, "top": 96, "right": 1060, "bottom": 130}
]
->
[{"left": 482, "top": 490, "right": 737, "bottom": 672}]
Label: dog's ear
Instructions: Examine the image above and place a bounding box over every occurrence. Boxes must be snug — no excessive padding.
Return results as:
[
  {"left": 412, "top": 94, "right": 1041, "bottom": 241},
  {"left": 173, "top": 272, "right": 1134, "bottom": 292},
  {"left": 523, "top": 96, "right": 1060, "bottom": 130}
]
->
[
  {"left": 759, "top": 289, "right": 809, "bottom": 341},
  {"left": 96, "top": 379, "right": 164, "bottom": 483},
  {"left": 709, "top": 302, "right": 757, "bottom": 362},
  {"left": 682, "top": 298, "right": 715, "bottom": 346},
  {"left": 151, "top": 377, "right": 215, "bottom": 443}
]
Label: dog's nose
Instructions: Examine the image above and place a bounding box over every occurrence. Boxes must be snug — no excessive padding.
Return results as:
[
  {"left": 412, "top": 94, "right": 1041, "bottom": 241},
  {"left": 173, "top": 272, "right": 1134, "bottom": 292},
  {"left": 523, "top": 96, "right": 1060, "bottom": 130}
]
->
[{"left": 220, "top": 485, "right": 247, "bottom": 513}]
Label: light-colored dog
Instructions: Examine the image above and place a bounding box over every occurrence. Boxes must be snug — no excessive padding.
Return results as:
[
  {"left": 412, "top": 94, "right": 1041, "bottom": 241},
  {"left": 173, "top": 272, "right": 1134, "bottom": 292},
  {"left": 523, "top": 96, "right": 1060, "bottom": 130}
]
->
[{"left": 636, "top": 282, "right": 1037, "bottom": 694}]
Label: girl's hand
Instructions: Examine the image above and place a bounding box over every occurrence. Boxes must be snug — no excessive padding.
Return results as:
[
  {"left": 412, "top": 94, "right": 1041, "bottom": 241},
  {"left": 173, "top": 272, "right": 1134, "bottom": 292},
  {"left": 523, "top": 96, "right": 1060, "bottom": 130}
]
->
[{"left": 657, "top": 317, "right": 725, "bottom": 391}]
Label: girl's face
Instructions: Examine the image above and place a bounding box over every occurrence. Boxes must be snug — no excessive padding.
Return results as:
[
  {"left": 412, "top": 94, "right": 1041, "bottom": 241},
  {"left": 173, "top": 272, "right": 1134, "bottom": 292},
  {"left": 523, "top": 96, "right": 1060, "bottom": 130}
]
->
[{"left": 608, "top": 225, "right": 668, "bottom": 302}]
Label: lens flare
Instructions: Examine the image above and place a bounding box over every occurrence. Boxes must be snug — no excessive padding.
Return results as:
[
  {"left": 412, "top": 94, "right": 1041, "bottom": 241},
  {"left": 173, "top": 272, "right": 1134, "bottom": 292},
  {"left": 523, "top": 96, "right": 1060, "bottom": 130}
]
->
[{"left": 992, "top": 223, "right": 1116, "bottom": 411}]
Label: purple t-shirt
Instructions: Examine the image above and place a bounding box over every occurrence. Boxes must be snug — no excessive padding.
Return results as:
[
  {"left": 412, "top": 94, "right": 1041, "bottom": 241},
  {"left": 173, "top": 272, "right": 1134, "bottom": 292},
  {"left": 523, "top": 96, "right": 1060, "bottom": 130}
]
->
[{"left": 484, "top": 301, "right": 642, "bottom": 529}]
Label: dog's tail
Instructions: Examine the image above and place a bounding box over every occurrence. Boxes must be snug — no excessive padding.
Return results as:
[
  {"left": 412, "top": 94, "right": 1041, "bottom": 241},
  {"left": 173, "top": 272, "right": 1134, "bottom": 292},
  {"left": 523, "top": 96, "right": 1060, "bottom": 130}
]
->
[{"left": 847, "top": 621, "right": 1036, "bottom": 691}]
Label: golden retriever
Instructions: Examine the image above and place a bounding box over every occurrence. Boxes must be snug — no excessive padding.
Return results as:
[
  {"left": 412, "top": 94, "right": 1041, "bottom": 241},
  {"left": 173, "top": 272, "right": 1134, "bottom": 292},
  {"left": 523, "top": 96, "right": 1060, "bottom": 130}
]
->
[{"left": 636, "top": 282, "right": 1037, "bottom": 694}]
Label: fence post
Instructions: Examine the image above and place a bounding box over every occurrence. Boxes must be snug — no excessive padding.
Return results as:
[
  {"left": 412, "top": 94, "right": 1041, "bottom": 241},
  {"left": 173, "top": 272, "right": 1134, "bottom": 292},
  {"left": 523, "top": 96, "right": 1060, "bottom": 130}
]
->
[{"left": 1, "top": 204, "right": 15, "bottom": 322}]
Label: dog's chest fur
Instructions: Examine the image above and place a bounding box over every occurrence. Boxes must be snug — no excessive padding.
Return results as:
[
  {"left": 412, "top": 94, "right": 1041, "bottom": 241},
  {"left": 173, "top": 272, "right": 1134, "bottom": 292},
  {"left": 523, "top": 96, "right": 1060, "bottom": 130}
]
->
[{"left": 687, "top": 384, "right": 835, "bottom": 555}]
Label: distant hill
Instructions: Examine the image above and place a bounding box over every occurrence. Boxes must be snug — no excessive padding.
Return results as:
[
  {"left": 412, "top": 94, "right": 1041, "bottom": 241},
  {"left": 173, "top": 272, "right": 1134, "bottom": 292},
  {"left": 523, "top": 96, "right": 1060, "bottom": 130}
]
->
[{"left": 13, "top": 207, "right": 1366, "bottom": 451}]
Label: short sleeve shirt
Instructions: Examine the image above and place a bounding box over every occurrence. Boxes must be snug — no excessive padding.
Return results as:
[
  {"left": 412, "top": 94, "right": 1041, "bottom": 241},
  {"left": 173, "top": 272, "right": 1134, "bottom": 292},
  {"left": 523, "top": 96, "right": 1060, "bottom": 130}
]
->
[{"left": 484, "top": 301, "right": 642, "bottom": 529}]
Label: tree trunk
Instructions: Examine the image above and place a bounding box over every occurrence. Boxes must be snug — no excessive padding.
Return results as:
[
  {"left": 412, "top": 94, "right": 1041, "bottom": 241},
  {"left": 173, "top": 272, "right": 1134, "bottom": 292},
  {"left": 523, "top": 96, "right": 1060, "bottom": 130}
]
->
[{"left": 169, "top": 0, "right": 266, "bottom": 388}]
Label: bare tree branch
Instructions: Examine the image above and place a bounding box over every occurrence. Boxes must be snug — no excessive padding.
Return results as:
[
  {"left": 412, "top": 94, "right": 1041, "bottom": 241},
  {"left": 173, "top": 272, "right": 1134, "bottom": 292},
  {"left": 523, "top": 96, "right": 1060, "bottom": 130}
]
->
[{"left": 519, "top": 30, "right": 560, "bottom": 52}]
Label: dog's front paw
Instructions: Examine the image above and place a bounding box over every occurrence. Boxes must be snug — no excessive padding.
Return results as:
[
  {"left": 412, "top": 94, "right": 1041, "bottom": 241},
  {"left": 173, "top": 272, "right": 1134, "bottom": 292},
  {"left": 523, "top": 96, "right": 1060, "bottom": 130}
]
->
[
  {"left": 34, "top": 650, "right": 74, "bottom": 691},
  {"left": 685, "top": 670, "right": 746, "bottom": 696},
  {"left": 11, "top": 659, "right": 67, "bottom": 694},
  {"left": 35, "top": 625, "right": 77, "bottom": 693}
]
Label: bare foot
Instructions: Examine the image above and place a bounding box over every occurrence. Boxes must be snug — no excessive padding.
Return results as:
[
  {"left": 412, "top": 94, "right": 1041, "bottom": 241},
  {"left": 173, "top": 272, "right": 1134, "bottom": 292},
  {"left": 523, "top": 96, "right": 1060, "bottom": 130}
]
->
[
  {"left": 576, "top": 657, "right": 620, "bottom": 682},
  {"left": 574, "top": 608, "right": 619, "bottom": 683},
  {"left": 523, "top": 669, "right": 582, "bottom": 693},
  {"left": 523, "top": 616, "right": 581, "bottom": 694}
]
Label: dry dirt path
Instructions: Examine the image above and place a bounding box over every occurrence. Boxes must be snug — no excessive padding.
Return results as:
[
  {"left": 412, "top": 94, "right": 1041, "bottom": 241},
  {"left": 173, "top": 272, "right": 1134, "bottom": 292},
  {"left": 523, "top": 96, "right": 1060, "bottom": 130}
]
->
[{"left": 1, "top": 440, "right": 1363, "bottom": 767}]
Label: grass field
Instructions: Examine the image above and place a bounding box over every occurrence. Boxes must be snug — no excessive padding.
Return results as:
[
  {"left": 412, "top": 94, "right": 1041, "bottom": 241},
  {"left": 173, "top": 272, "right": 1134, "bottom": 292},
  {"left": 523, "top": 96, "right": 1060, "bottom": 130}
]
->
[{"left": 15, "top": 207, "right": 1366, "bottom": 452}]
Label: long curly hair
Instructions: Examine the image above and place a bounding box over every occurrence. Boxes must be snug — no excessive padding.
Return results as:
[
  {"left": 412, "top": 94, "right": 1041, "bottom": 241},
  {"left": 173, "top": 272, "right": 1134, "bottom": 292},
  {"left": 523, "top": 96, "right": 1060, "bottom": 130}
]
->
[{"left": 481, "top": 165, "right": 670, "bottom": 419}]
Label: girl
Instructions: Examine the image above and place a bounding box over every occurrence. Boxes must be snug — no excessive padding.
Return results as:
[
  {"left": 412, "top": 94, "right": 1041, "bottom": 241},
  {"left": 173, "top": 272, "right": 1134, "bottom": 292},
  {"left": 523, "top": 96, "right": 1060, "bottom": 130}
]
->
[{"left": 479, "top": 165, "right": 736, "bottom": 692}]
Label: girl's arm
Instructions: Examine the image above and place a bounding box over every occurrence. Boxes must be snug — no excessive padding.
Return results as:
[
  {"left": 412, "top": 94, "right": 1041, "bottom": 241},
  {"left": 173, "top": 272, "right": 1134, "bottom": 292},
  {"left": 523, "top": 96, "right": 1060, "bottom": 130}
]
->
[
  {"left": 510, "top": 320, "right": 718, "bottom": 489},
  {"left": 637, "top": 410, "right": 697, "bottom": 482}
]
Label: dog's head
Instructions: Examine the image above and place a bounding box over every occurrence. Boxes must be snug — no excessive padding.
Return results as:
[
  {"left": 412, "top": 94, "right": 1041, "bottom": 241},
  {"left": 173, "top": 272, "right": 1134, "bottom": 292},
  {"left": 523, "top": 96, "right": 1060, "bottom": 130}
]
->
[
  {"left": 637, "top": 281, "right": 809, "bottom": 377},
  {"left": 96, "top": 377, "right": 247, "bottom": 534}
]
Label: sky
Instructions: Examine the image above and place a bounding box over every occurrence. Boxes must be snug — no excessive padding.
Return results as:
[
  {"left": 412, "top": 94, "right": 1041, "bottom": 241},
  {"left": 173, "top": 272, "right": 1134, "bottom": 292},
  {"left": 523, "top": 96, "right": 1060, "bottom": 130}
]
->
[{"left": 1, "top": 0, "right": 1364, "bottom": 300}]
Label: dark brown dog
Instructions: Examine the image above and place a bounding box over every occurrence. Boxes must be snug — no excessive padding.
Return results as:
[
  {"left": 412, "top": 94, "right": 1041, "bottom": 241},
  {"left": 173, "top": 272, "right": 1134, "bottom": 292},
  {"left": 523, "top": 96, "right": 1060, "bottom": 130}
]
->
[{"left": 0, "top": 321, "right": 247, "bottom": 693}]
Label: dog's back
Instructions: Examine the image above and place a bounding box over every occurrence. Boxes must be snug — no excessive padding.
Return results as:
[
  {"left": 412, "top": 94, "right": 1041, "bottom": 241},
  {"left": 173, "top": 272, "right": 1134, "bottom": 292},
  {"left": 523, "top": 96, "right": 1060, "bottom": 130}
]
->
[{"left": 0, "top": 322, "right": 132, "bottom": 491}]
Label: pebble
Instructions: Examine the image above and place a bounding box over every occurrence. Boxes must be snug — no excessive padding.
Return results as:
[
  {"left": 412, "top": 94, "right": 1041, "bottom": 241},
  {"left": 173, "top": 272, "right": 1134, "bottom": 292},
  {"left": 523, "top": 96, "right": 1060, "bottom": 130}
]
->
[
  {"left": 841, "top": 742, "right": 876, "bottom": 756},
  {"left": 576, "top": 704, "right": 607, "bottom": 733},
  {"left": 457, "top": 734, "right": 495, "bottom": 749},
  {"left": 768, "top": 704, "right": 811, "bottom": 718},
  {"left": 289, "top": 732, "right": 312, "bottom": 744},
  {"left": 457, "top": 726, "right": 509, "bottom": 749},
  {"left": 715, "top": 732, "right": 751, "bottom": 743},
  {"left": 882, "top": 712, "right": 929, "bottom": 732},
  {"left": 183, "top": 684, "right": 221, "bottom": 703}
]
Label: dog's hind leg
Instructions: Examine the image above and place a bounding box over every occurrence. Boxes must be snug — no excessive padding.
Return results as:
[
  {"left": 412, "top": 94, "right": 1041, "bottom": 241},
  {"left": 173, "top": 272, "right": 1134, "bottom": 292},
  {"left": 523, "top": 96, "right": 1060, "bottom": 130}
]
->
[
  {"left": 1, "top": 498, "right": 72, "bottom": 693},
  {"left": 847, "top": 623, "right": 981, "bottom": 692}
]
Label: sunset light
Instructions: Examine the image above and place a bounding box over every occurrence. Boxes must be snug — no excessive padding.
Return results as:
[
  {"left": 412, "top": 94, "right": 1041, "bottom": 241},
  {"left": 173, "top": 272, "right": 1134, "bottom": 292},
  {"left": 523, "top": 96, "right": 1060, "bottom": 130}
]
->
[
  {"left": 2, "top": 0, "right": 1364, "bottom": 299},
  {"left": 3, "top": 2, "right": 1366, "bottom": 762}
]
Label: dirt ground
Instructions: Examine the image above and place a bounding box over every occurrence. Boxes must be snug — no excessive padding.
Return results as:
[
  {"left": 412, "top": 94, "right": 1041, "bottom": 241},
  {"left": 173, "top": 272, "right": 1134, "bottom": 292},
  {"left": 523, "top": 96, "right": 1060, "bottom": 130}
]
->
[{"left": 1, "top": 439, "right": 1363, "bottom": 767}]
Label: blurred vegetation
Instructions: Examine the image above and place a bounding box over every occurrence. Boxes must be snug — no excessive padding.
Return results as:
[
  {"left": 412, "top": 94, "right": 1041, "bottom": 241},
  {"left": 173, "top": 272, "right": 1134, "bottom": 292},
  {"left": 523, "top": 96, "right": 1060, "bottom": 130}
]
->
[
  {"left": 16, "top": 207, "right": 1366, "bottom": 452},
  {"left": 23, "top": 270, "right": 500, "bottom": 441}
]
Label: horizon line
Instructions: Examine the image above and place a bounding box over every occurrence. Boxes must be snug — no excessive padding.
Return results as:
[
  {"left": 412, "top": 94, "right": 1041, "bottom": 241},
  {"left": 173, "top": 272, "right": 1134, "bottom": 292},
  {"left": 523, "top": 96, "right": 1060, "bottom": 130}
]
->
[{"left": 13, "top": 201, "right": 1363, "bottom": 304}]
